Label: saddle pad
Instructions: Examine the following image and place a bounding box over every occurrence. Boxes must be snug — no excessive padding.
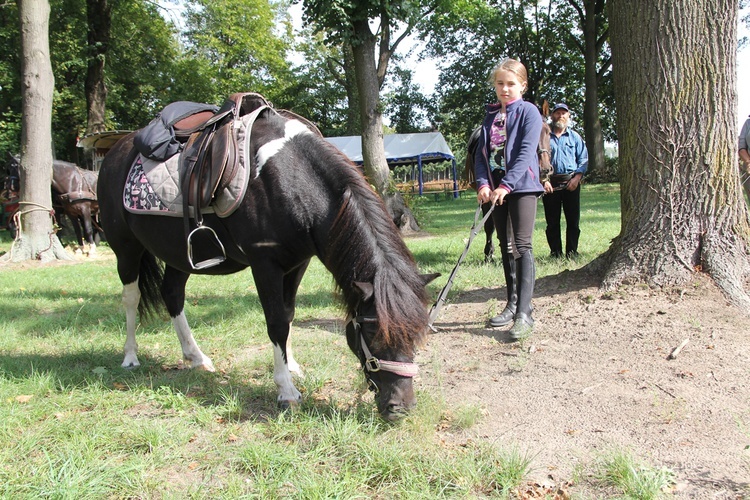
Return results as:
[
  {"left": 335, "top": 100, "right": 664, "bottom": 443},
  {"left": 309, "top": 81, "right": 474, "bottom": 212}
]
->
[{"left": 123, "top": 109, "right": 264, "bottom": 218}]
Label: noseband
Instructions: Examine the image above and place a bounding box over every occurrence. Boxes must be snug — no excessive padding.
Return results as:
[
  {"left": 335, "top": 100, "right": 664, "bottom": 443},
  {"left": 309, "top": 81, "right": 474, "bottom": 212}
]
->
[{"left": 348, "top": 314, "right": 419, "bottom": 393}]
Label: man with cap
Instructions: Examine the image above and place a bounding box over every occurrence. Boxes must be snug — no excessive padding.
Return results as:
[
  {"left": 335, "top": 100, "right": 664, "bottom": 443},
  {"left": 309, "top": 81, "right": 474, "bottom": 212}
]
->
[{"left": 542, "top": 103, "right": 589, "bottom": 259}]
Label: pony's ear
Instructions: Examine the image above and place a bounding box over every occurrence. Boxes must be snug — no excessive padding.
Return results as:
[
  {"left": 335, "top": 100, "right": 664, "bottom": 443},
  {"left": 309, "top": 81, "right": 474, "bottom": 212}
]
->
[
  {"left": 420, "top": 273, "right": 441, "bottom": 285},
  {"left": 352, "top": 281, "right": 375, "bottom": 301},
  {"left": 542, "top": 100, "right": 550, "bottom": 118}
]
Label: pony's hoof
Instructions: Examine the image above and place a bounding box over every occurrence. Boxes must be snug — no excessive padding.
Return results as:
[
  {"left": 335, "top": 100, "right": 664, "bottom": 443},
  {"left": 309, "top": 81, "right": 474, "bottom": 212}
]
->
[
  {"left": 277, "top": 396, "right": 302, "bottom": 411},
  {"left": 121, "top": 354, "right": 140, "bottom": 369},
  {"left": 185, "top": 359, "right": 216, "bottom": 372}
]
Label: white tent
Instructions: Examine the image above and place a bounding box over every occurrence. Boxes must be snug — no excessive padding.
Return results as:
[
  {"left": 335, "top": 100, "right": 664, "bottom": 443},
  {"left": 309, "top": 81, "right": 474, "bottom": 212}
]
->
[{"left": 326, "top": 132, "right": 458, "bottom": 197}]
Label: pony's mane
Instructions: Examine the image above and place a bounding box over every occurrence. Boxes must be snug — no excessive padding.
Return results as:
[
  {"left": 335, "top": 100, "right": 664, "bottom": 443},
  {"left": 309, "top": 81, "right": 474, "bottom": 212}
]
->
[{"left": 312, "top": 140, "right": 429, "bottom": 352}]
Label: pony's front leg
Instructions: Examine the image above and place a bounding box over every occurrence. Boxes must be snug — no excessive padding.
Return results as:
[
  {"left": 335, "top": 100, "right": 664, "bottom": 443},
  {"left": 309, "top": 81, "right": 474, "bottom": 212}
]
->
[
  {"left": 121, "top": 281, "right": 141, "bottom": 368},
  {"left": 272, "top": 343, "right": 302, "bottom": 407},
  {"left": 163, "top": 266, "right": 215, "bottom": 372},
  {"left": 252, "top": 262, "right": 309, "bottom": 408}
]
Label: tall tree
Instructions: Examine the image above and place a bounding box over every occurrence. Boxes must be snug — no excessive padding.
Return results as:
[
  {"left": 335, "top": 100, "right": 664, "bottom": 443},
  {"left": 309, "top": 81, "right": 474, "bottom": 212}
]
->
[
  {"left": 84, "top": 0, "right": 112, "bottom": 135},
  {"left": 300, "top": 0, "right": 435, "bottom": 197},
  {"left": 601, "top": 0, "right": 750, "bottom": 307},
  {"left": 0, "top": 2, "right": 22, "bottom": 161},
  {"left": 384, "top": 65, "right": 432, "bottom": 133},
  {"left": 561, "top": 0, "right": 609, "bottom": 178},
  {"left": 423, "top": 0, "right": 564, "bottom": 137},
  {"left": 283, "top": 32, "right": 357, "bottom": 136},
  {"left": 179, "top": 0, "right": 293, "bottom": 105},
  {"left": 6, "top": 0, "right": 71, "bottom": 262}
]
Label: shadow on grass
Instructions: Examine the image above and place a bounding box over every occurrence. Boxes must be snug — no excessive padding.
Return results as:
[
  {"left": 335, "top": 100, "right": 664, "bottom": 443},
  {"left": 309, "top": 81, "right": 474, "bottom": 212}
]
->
[
  {"left": 0, "top": 343, "right": 380, "bottom": 425},
  {"left": 0, "top": 285, "right": 340, "bottom": 338}
]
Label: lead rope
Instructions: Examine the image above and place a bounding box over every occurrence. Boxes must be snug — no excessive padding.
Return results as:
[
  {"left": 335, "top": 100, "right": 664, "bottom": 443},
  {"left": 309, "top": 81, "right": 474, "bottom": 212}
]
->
[{"left": 427, "top": 204, "right": 496, "bottom": 330}]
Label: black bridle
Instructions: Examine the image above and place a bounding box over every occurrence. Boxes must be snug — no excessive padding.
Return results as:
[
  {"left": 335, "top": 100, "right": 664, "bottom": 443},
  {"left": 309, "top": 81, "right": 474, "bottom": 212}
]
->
[{"left": 347, "top": 314, "right": 419, "bottom": 394}]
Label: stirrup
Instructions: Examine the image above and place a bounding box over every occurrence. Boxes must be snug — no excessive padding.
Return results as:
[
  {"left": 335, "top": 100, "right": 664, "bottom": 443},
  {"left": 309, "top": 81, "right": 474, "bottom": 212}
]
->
[{"left": 187, "top": 224, "right": 226, "bottom": 270}]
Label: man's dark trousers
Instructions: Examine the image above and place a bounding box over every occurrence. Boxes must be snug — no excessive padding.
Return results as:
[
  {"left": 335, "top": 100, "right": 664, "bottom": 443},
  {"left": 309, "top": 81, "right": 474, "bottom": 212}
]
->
[{"left": 542, "top": 184, "right": 581, "bottom": 258}]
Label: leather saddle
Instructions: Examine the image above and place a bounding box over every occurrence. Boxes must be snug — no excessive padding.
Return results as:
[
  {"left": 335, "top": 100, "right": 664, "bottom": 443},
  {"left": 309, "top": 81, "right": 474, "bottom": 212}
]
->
[{"left": 176, "top": 92, "right": 271, "bottom": 210}]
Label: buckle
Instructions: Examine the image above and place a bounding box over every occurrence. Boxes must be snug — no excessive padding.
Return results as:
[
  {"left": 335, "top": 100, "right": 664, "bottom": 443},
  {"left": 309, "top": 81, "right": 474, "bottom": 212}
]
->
[{"left": 365, "top": 357, "right": 381, "bottom": 372}]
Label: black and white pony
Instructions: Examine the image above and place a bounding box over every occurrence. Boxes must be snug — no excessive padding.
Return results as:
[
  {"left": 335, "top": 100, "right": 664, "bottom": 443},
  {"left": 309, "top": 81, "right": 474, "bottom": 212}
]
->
[{"left": 98, "top": 101, "right": 437, "bottom": 420}]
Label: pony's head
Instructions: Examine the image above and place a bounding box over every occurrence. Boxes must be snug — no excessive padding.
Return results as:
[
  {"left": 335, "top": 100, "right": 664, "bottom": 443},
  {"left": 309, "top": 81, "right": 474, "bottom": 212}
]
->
[{"left": 344, "top": 275, "right": 438, "bottom": 421}]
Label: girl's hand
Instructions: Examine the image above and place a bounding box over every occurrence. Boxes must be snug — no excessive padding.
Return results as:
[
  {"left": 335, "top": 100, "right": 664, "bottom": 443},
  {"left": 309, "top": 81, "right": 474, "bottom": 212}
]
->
[
  {"left": 543, "top": 181, "right": 553, "bottom": 194},
  {"left": 492, "top": 186, "right": 509, "bottom": 205},
  {"left": 477, "top": 186, "right": 491, "bottom": 204}
]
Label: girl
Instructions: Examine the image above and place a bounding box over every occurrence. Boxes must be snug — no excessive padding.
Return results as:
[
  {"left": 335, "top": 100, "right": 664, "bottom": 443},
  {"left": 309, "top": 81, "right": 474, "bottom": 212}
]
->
[{"left": 473, "top": 58, "right": 545, "bottom": 340}]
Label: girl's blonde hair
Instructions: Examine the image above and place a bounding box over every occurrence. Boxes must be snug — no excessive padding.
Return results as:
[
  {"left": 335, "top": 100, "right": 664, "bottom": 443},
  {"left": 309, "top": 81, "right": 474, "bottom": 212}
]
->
[{"left": 489, "top": 58, "right": 528, "bottom": 88}]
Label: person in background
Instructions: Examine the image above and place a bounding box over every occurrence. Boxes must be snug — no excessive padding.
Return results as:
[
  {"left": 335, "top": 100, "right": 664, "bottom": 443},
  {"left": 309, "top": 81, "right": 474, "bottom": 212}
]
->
[
  {"left": 738, "top": 114, "right": 750, "bottom": 204},
  {"left": 473, "top": 58, "right": 546, "bottom": 340},
  {"left": 542, "top": 103, "right": 589, "bottom": 259}
]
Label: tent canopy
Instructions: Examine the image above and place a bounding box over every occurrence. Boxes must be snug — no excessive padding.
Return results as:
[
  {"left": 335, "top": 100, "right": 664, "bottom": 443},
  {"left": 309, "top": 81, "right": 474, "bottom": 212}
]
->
[
  {"left": 325, "top": 132, "right": 458, "bottom": 196},
  {"left": 325, "top": 132, "right": 454, "bottom": 166}
]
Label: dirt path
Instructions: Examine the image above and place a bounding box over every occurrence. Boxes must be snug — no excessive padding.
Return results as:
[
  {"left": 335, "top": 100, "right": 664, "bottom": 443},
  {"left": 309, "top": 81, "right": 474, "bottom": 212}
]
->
[{"left": 418, "top": 270, "right": 750, "bottom": 498}]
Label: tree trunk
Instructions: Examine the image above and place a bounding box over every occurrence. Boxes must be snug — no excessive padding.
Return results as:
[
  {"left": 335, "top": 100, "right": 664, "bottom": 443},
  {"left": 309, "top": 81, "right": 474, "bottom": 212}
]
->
[
  {"left": 6, "top": 0, "right": 70, "bottom": 263},
  {"left": 84, "top": 0, "right": 112, "bottom": 135},
  {"left": 581, "top": 0, "right": 606, "bottom": 177},
  {"left": 343, "top": 46, "right": 361, "bottom": 135},
  {"left": 600, "top": 0, "right": 749, "bottom": 307},
  {"left": 350, "top": 22, "right": 390, "bottom": 196}
]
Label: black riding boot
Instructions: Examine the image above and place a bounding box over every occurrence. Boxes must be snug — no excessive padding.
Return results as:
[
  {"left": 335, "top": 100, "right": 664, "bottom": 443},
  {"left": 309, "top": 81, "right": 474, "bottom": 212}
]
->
[
  {"left": 546, "top": 227, "right": 563, "bottom": 258},
  {"left": 509, "top": 251, "right": 535, "bottom": 340},
  {"left": 489, "top": 253, "right": 517, "bottom": 327}
]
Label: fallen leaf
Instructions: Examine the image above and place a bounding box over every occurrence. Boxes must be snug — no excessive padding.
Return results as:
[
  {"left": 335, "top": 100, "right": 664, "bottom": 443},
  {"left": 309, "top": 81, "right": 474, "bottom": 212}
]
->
[
  {"left": 15, "top": 395, "right": 33, "bottom": 403},
  {"left": 187, "top": 461, "right": 200, "bottom": 470},
  {"left": 112, "top": 382, "right": 128, "bottom": 390},
  {"left": 92, "top": 366, "right": 107, "bottom": 375}
]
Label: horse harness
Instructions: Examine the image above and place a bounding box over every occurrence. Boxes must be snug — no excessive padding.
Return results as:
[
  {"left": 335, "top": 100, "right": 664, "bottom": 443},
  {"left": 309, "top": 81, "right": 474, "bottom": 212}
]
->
[
  {"left": 348, "top": 314, "right": 419, "bottom": 394},
  {"left": 57, "top": 168, "right": 97, "bottom": 205}
]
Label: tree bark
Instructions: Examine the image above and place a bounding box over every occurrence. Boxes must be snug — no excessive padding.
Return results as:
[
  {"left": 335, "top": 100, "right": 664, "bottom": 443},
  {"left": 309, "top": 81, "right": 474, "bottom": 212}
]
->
[
  {"left": 581, "top": 0, "right": 606, "bottom": 177},
  {"left": 7, "top": 0, "right": 71, "bottom": 263},
  {"left": 350, "top": 21, "right": 390, "bottom": 196},
  {"left": 567, "top": 0, "right": 609, "bottom": 177},
  {"left": 600, "top": 0, "right": 749, "bottom": 307},
  {"left": 342, "top": 46, "right": 361, "bottom": 135},
  {"left": 84, "top": 0, "right": 112, "bottom": 135}
]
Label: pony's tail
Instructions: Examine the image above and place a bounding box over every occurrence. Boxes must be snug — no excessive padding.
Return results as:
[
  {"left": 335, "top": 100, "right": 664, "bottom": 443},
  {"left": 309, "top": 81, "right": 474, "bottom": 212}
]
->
[{"left": 137, "top": 252, "right": 165, "bottom": 320}]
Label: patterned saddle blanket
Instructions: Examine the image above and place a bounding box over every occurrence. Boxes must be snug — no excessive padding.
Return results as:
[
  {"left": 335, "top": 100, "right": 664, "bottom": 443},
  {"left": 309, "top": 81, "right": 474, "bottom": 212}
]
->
[{"left": 123, "top": 108, "right": 264, "bottom": 218}]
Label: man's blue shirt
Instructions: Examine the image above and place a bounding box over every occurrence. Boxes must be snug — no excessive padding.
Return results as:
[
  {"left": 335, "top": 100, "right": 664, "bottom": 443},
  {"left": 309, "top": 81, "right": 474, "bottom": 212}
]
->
[{"left": 550, "top": 129, "right": 588, "bottom": 176}]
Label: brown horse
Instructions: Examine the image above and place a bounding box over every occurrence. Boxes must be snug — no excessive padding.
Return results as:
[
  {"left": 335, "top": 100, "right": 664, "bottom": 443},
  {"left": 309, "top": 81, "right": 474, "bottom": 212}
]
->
[{"left": 7, "top": 156, "right": 101, "bottom": 253}]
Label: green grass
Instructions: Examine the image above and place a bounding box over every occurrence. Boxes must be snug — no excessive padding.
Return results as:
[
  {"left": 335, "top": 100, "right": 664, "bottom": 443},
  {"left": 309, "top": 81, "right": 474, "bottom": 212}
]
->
[
  {"left": 592, "top": 449, "right": 676, "bottom": 499},
  {"left": 0, "top": 183, "right": 632, "bottom": 497},
  {"left": 408, "top": 183, "right": 621, "bottom": 296}
]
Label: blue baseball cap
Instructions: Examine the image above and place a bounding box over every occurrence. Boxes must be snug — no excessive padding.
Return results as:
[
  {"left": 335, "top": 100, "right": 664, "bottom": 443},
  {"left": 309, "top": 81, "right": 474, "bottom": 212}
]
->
[{"left": 552, "top": 103, "right": 569, "bottom": 113}]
